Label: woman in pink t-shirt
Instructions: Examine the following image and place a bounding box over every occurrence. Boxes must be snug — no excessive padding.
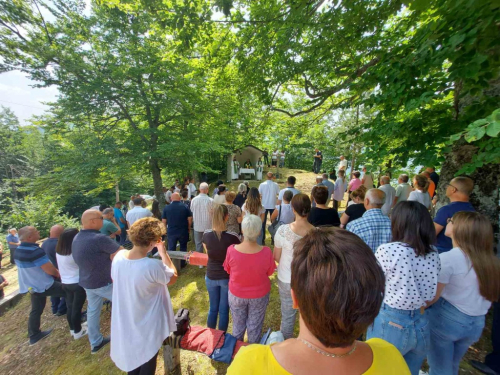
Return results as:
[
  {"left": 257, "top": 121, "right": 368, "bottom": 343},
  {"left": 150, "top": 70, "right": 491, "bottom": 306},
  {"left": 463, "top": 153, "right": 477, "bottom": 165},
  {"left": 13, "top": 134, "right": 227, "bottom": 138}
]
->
[
  {"left": 348, "top": 171, "right": 362, "bottom": 193},
  {"left": 223, "top": 214, "right": 276, "bottom": 343}
]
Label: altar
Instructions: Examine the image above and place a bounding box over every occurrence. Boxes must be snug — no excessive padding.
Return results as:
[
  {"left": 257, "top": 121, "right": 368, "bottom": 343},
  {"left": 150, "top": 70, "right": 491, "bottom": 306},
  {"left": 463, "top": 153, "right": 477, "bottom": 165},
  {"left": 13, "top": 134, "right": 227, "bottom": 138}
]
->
[
  {"left": 226, "top": 145, "right": 265, "bottom": 181},
  {"left": 239, "top": 168, "right": 255, "bottom": 179}
]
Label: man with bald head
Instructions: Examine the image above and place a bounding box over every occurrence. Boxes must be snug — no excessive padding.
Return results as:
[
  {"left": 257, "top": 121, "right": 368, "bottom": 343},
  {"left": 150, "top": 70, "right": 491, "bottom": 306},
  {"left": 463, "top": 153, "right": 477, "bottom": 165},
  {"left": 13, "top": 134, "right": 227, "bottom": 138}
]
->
[
  {"left": 15, "top": 226, "right": 65, "bottom": 345},
  {"left": 41, "top": 224, "right": 67, "bottom": 316},
  {"left": 434, "top": 176, "right": 475, "bottom": 253},
  {"left": 346, "top": 189, "right": 392, "bottom": 252},
  {"left": 72, "top": 210, "right": 123, "bottom": 354},
  {"left": 162, "top": 192, "right": 192, "bottom": 257}
]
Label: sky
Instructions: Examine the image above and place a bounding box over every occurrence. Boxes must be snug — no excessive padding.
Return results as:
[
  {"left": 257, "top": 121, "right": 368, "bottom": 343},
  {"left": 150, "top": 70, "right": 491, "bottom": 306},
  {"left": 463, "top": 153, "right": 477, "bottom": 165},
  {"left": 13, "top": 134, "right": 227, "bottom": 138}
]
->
[{"left": 0, "top": 70, "right": 58, "bottom": 125}]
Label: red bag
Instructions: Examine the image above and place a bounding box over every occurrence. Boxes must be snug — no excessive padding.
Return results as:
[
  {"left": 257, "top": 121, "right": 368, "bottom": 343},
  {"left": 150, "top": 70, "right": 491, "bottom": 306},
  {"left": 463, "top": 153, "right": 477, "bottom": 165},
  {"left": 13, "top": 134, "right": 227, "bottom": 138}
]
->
[{"left": 189, "top": 252, "right": 208, "bottom": 266}]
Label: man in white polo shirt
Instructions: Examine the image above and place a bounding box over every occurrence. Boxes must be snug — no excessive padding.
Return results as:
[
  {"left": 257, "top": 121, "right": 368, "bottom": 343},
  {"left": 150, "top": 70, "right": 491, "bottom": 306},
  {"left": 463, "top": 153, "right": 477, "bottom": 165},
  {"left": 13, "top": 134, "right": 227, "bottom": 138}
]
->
[
  {"left": 126, "top": 197, "right": 153, "bottom": 227},
  {"left": 258, "top": 172, "right": 280, "bottom": 244}
]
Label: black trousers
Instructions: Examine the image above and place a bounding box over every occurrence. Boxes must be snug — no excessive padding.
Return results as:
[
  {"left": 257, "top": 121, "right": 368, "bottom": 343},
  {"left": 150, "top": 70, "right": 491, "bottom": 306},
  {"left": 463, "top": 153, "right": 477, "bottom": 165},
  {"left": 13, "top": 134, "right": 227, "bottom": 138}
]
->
[
  {"left": 10, "top": 247, "right": 16, "bottom": 265},
  {"left": 128, "top": 352, "right": 158, "bottom": 375},
  {"left": 313, "top": 159, "right": 322, "bottom": 174},
  {"left": 262, "top": 209, "right": 275, "bottom": 242},
  {"left": 63, "top": 283, "right": 87, "bottom": 333},
  {"left": 485, "top": 302, "right": 500, "bottom": 372},
  {"left": 263, "top": 155, "right": 269, "bottom": 166},
  {"left": 333, "top": 199, "right": 340, "bottom": 210},
  {"left": 29, "top": 281, "right": 65, "bottom": 338}
]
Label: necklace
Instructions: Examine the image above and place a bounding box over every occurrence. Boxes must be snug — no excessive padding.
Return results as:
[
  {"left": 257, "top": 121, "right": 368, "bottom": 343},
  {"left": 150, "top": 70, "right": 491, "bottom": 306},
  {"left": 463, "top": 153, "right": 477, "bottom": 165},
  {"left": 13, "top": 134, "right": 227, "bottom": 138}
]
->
[{"left": 297, "top": 338, "right": 357, "bottom": 358}]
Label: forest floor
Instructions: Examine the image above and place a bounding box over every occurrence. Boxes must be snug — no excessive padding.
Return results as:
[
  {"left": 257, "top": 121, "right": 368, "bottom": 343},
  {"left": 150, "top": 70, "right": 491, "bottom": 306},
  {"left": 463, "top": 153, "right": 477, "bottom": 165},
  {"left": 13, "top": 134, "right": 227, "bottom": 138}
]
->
[{"left": 0, "top": 167, "right": 491, "bottom": 374}]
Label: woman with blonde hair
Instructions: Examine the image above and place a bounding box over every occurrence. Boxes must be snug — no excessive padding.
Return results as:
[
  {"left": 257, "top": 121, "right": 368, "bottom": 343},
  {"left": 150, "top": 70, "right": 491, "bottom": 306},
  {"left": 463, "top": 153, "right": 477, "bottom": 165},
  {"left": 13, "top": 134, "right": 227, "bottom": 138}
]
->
[
  {"left": 111, "top": 218, "right": 177, "bottom": 375},
  {"left": 408, "top": 174, "right": 431, "bottom": 210},
  {"left": 202, "top": 204, "right": 240, "bottom": 331},
  {"left": 224, "top": 191, "right": 243, "bottom": 235},
  {"left": 427, "top": 212, "right": 500, "bottom": 374},
  {"left": 241, "top": 187, "right": 265, "bottom": 244}
]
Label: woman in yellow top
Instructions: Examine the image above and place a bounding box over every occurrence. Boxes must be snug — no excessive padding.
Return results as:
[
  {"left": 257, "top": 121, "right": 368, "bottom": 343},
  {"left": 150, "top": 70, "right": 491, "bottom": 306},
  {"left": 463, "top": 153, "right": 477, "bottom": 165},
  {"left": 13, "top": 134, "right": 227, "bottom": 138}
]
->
[{"left": 228, "top": 228, "right": 410, "bottom": 375}]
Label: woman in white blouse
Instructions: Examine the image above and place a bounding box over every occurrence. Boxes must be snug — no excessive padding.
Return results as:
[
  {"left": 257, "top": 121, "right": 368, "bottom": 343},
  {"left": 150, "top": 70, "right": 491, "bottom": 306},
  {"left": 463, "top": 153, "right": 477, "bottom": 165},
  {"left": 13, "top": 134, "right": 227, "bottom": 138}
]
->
[
  {"left": 110, "top": 218, "right": 178, "bottom": 375},
  {"left": 366, "top": 201, "right": 440, "bottom": 375},
  {"left": 241, "top": 187, "right": 265, "bottom": 244},
  {"left": 56, "top": 228, "right": 87, "bottom": 339},
  {"left": 427, "top": 212, "right": 500, "bottom": 375},
  {"left": 274, "top": 194, "right": 314, "bottom": 339},
  {"left": 408, "top": 174, "right": 431, "bottom": 210}
]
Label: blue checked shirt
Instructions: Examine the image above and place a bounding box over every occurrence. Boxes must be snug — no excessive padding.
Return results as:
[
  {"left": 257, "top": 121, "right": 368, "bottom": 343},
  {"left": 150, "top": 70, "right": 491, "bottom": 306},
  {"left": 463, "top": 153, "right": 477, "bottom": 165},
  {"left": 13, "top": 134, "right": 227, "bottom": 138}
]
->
[{"left": 346, "top": 209, "right": 392, "bottom": 252}]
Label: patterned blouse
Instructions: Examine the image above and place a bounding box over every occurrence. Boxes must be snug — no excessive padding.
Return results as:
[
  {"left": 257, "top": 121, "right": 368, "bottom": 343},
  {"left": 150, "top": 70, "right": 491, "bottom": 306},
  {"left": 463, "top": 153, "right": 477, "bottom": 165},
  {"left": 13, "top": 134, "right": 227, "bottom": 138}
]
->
[{"left": 225, "top": 204, "right": 242, "bottom": 234}]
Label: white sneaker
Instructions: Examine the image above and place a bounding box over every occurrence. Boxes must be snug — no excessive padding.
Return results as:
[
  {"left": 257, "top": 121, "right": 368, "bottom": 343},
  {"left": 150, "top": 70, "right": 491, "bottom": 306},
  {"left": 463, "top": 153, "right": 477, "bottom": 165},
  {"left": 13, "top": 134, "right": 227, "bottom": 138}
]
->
[
  {"left": 70, "top": 330, "right": 75, "bottom": 338},
  {"left": 73, "top": 328, "right": 88, "bottom": 340}
]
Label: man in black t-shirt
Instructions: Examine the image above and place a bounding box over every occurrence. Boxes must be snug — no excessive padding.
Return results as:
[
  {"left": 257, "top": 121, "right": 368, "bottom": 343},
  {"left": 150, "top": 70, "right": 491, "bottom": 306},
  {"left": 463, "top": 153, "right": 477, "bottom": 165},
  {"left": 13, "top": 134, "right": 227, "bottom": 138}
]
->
[{"left": 313, "top": 149, "right": 323, "bottom": 174}]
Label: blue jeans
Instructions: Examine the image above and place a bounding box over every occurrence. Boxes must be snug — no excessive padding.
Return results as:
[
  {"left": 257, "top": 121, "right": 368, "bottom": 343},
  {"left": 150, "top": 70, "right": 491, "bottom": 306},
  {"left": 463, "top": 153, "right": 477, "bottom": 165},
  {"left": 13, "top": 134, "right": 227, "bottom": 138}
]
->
[
  {"left": 205, "top": 276, "right": 229, "bottom": 332},
  {"left": 428, "top": 298, "right": 485, "bottom": 375},
  {"left": 51, "top": 296, "right": 67, "bottom": 314},
  {"left": 85, "top": 283, "right": 113, "bottom": 350},
  {"left": 367, "top": 304, "right": 429, "bottom": 375}
]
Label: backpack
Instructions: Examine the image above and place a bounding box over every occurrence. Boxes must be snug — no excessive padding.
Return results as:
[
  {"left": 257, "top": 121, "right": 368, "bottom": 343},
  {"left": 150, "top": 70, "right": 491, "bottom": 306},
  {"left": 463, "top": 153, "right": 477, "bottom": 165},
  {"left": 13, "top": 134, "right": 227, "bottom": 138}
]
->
[{"left": 174, "top": 308, "right": 191, "bottom": 336}]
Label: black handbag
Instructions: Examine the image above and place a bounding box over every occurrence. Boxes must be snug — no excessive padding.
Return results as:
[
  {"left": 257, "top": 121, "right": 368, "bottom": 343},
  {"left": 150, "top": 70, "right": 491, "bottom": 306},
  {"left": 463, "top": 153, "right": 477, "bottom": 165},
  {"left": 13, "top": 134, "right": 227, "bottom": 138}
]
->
[
  {"left": 267, "top": 205, "right": 282, "bottom": 238},
  {"left": 174, "top": 308, "right": 191, "bottom": 336}
]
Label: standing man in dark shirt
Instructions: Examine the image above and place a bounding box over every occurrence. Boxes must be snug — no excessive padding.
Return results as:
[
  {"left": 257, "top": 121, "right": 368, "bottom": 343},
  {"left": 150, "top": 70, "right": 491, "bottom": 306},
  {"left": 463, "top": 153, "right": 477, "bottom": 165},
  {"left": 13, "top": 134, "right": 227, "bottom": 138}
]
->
[
  {"left": 162, "top": 193, "right": 192, "bottom": 262},
  {"left": 313, "top": 148, "right": 323, "bottom": 174},
  {"left": 433, "top": 176, "right": 475, "bottom": 253},
  {"left": 41, "top": 225, "right": 66, "bottom": 316},
  {"left": 15, "top": 226, "right": 65, "bottom": 345},
  {"left": 72, "top": 210, "right": 122, "bottom": 354},
  {"left": 262, "top": 150, "right": 270, "bottom": 167}
]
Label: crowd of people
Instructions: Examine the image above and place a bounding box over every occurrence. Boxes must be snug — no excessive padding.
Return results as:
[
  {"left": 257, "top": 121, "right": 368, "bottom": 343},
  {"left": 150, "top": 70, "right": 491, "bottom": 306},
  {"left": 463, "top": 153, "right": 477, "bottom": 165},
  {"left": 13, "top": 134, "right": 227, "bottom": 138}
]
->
[{"left": 3, "top": 161, "right": 500, "bottom": 375}]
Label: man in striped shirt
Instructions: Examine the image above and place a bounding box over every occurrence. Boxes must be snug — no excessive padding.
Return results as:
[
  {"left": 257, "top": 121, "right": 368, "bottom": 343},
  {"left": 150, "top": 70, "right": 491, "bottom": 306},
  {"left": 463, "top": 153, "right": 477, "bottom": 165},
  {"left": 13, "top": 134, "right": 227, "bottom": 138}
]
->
[
  {"left": 190, "top": 182, "right": 214, "bottom": 254},
  {"left": 14, "top": 226, "right": 65, "bottom": 345}
]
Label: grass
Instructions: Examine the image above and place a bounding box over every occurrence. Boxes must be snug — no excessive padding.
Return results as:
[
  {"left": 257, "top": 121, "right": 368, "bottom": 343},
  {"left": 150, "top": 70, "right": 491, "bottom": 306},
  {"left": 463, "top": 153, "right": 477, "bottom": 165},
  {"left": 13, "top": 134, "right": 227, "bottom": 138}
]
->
[{"left": 0, "top": 167, "right": 490, "bottom": 374}]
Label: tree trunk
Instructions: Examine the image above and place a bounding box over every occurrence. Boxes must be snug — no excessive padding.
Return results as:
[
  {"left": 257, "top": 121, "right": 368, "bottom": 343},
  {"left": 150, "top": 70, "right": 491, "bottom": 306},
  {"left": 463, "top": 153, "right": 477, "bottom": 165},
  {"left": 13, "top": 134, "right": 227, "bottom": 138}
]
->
[
  {"left": 115, "top": 181, "right": 120, "bottom": 203},
  {"left": 149, "top": 158, "right": 166, "bottom": 209},
  {"left": 436, "top": 140, "right": 500, "bottom": 242}
]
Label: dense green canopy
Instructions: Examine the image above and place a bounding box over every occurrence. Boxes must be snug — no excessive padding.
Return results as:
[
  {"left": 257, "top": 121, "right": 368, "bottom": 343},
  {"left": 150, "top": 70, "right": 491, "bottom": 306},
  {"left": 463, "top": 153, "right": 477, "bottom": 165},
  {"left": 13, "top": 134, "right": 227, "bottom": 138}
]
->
[{"left": 0, "top": 0, "right": 498, "bottom": 227}]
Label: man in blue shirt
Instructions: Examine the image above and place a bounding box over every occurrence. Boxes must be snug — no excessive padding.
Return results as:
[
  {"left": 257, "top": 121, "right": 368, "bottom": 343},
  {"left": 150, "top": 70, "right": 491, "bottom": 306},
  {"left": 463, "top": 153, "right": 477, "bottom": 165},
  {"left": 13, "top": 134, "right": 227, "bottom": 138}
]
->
[
  {"left": 6, "top": 228, "right": 20, "bottom": 265},
  {"left": 162, "top": 193, "right": 192, "bottom": 258},
  {"left": 113, "top": 202, "right": 127, "bottom": 244},
  {"left": 434, "top": 176, "right": 475, "bottom": 253},
  {"left": 346, "top": 189, "right": 392, "bottom": 252},
  {"left": 41, "top": 224, "right": 67, "bottom": 316},
  {"left": 15, "top": 226, "right": 65, "bottom": 345},
  {"left": 72, "top": 209, "right": 122, "bottom": 354}
]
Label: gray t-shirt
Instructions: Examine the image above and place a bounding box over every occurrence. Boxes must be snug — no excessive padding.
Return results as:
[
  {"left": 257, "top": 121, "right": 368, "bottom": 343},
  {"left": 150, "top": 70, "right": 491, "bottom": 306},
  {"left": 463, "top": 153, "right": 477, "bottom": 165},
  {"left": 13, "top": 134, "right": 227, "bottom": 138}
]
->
[{"left": 72, "top": 229, "right": 121, "bottom": 289}]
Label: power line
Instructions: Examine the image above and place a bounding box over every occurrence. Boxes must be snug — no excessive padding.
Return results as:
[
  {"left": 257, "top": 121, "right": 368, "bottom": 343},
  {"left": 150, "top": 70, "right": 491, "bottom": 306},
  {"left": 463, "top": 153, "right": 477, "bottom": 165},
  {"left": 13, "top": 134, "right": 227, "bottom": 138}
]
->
[{"left": 0, "top": 99, "right": 47, "bottom": 110}]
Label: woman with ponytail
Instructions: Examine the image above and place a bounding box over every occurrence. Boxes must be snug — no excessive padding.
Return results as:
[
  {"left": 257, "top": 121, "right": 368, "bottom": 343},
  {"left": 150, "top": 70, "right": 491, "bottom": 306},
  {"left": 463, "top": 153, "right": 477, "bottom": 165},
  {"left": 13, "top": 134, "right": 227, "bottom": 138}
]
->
[
  {"left": 427, "top": 211, "right": 500, "bottom": 374},
  {"left": 202, "top": 204, "right": 240, "bottom": 331},
  {"left": 408, "top": 174, "right": 431, "bottom": 210}
]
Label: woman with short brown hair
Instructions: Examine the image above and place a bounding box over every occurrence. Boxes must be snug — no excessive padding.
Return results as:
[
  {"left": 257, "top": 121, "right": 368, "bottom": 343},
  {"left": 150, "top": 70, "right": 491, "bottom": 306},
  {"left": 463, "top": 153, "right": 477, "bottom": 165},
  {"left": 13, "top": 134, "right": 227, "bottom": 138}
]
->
[
  {"left": 229, "top": 228, "right": 409, "bottom": 374},
  {"left": 111, "top": 218, "right": 178, "bottom": 375}
]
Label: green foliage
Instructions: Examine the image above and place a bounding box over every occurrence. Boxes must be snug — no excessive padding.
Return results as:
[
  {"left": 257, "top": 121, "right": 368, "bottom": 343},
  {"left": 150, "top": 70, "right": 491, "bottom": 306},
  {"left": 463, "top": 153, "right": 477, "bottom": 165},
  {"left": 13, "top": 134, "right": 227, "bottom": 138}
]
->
[
  {"left": 1, "top": 196, "right": 80, "bottom": 238},
  {"left": 447, "top": 108, "right": 500, "bottom": 175}
]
